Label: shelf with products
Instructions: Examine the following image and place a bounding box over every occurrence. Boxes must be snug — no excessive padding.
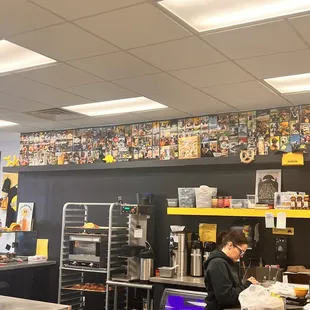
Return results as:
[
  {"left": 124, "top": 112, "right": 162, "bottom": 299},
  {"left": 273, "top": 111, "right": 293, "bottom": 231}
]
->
[
  {"left": 167, "top": 207, "right": 310, "bottom": 218},
  {"left": 3, "top": 153, "right": 285, "bottom": 173}
]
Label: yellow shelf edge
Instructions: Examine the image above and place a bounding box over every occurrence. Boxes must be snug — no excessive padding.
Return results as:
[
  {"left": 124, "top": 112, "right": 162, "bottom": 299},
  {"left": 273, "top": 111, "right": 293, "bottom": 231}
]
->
[{"left": 167, "top": 208, "right": 310, "bottom": 218}]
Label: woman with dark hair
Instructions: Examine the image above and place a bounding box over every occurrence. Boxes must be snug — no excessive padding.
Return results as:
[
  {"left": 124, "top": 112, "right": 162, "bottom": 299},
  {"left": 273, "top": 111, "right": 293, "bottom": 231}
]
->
[{"left": 204, "top": 230, "right": 258, "bottom": 310}]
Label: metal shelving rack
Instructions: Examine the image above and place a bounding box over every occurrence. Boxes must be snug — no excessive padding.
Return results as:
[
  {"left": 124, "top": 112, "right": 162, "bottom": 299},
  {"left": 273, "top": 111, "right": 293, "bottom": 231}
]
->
[{"left": 58, "top": 202, "right": 129, "bottom": 310}]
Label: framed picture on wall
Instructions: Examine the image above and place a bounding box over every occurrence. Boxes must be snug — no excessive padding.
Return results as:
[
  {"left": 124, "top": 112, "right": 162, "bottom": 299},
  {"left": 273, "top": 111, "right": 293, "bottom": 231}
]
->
[
  {"left": 255, "top": 170, "right": 281, "bottom": 205},
  {"left": 16, "top": 203, "right": 34, "bottom": 231}
]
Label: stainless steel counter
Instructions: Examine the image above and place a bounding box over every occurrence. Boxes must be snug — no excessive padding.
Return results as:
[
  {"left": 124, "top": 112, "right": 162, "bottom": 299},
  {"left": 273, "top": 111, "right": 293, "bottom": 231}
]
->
[
  {"left": 0, "top": 261, "right": 56, "bottom": 272},
  {"left": 0, "top": 296, "right": 69, "bottom": 309},
  {"left": 150, "top": 276, "right": 205, "bottom": 288}
]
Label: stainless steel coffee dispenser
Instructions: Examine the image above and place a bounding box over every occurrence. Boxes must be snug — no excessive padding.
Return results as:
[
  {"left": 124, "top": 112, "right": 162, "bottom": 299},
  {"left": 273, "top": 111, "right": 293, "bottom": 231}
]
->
[
  {"left": 190, "top": 240, "right": 202, "bottom": 277},
  {"left": 169, "top": 231, "right": 187, "bottom": 276}
]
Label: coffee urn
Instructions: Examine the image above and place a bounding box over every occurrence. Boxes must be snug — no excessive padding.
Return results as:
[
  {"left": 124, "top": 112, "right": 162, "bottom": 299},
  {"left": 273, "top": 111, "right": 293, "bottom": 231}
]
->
[
  {"left": 190, "top": 240, "right": 202, "bottom": 277},
  {"left": 169, "top": 231, "right": 187, "bottom": 276},
  {"left": 139, "top": 242, "right": 154, "bottom": 282},
  {"left": 203, "top": 242, "right": 216, "bottom": 262}
]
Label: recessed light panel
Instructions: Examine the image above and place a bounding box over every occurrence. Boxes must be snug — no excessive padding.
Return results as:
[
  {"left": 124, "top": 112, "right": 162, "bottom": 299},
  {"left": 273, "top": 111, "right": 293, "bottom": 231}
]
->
[
  {"left": 265, "top": 73, "right": 310, "bottom": 94},
  {"left": 0, "top": 40, "right": 56, "bottom": 74},
  {"left": 0, "top": 120, "right": 18, "bottom": 127},
  {"left": 63, "top": 97, "right": 168, "bottom": 116},
  {"left": 157, "top": 0, "right": 310, "bottom": 32}
]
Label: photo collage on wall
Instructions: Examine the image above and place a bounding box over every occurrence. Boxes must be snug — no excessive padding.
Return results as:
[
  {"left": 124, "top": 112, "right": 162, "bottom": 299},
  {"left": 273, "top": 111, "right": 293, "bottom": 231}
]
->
[{"left": 19, "top": 105, "right": 309, "bottom": 166}]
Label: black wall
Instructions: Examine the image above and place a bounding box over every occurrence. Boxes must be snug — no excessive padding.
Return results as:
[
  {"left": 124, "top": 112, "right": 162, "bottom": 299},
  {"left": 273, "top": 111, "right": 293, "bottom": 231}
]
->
[{"left": 17, "top": 162, "right": 310, "bottom": 300}]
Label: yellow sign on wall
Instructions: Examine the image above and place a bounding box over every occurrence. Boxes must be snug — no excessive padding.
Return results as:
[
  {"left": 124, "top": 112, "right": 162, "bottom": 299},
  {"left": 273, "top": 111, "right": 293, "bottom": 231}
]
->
[
  {"left": 272, "top": 227, "right": 294, "bottom": 235},
  {"left": 282, "top": 152, "right": 304, "bottom": 166}
]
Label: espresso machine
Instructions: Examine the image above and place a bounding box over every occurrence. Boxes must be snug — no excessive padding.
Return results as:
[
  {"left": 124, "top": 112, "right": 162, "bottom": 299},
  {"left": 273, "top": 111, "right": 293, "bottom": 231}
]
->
[{"left": 169, "top": 230, "right": 187, "bottom": 276}]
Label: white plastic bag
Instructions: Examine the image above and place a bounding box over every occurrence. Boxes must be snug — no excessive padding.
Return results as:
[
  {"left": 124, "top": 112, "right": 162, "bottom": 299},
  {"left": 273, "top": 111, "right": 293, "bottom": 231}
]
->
[
  {"left": 195, "top": 186, "right": 217, "bottom": 208},
  {"left": 239, "top": 285, "right": 284, "bottom": 310}
]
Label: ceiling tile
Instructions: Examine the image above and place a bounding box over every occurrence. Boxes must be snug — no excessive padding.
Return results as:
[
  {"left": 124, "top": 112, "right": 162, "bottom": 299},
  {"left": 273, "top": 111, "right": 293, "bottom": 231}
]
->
[
  {"left": 0, "top": 107, "right": 17, "bottom": 117},
  {"left": 0, "top": 124, "right": 41, "bottom": 133},
  {"left": 148, "top": 89, "right": 235, "bottom": 116},
  {"left": 0, "top": 74, "right": 89, "bottom": 107},
  {"left": 289, "top": 14, "right": 310, "bottom": 45},
  {"left": 10, "top": 23, "right": 118, "bottom": 62},
  {"left": 24, "top": 121, "right": 75, "bottom": 130},
  {"left": 0, "top": 91, "right": 51, "bottom": 112},
  {"left": 66, "top": 82, "right": 138, "bottom": 102},
  {"left": 6, "top": 116, "right": 77, "bottom": 131},
  {"left": 237, "top": 50, "right": 310, "bottom": 79},
  {"left": 129, "top": 37, "right": 227, "bottom": 71},
  {"left": 33, "top": 89, "right": 90, "bottom": 108},
  {"left": 75, "top": 3, "right": 191, "bottom": 49},
  {"left": 69, "top": 52, "right": 159, "bottom": 81},
  {"left": 202, "top": 20, "right": 307, "bottom": 60},
  {"left": 100, "top": 114, "right": 145, "bottom": 125},
  {"left": 18, "top": 63, "right": 102, "bottom": 89},
  {"left": 64, "top": 114, "right": 146, "bottom": 127},
  {"left": 0, "top": 0, "right": 63, "bottom": 37},
  {"left": 135, "top": 108, "right": 190, "bottom": 121},
  {"left": 61, "top": 117, "right": 106, "bottom": 128},
  {"left": 171, "top": 62, "right": 253, "bottom": 88},
  {"left": 30, "top": 0, "right": 146, "bottom": 20},
  {"left": 114, "top": 73, "right": 191, "bottom": 96},
  {"left": 0, "top": 74, "right": 54, "bottom": 99},
  {"left": 202, "top": 81, "right": 289, "bottom": 110},
  {"left": 284, "top": 92, "right": 310, "bottom": 106},
  {"left": 0, "top": 111, "right": 71, "bottom": 130}
]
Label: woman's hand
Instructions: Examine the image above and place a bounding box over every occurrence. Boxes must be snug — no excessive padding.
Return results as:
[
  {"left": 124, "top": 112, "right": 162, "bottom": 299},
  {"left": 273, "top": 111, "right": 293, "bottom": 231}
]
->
[{"left": 247, "top": 276, "right": 259, "bottom": 285}]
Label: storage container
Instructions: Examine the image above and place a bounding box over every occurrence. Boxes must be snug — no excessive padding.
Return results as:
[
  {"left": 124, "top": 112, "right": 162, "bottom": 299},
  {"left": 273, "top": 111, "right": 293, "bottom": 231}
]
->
[
  {"left": 178, "top": 188, "right": 197, "bottom": 208},
  {"left": 231, "top": 199, "right": 248, "bottom": 209},
  {"left": 158, "top": 266, "right": 176, "bottom": 278},
  {"left": 167, "top": 199, "right": 178, "bottom": 207}
]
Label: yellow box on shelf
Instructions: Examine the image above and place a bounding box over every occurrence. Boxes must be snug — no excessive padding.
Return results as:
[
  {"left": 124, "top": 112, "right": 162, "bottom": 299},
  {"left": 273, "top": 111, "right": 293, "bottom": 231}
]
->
[
  {"left": 282, "top": 152, "right": 304, "bottom": 166},
  {"left": 167, "top": 208, "right": 310, "bottom": 219}
]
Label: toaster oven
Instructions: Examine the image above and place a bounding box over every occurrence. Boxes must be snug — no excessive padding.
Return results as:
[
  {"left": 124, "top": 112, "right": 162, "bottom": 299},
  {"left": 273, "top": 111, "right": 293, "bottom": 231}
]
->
[{"left": 68, "top": 233, "right": 108, "bottom": 268}]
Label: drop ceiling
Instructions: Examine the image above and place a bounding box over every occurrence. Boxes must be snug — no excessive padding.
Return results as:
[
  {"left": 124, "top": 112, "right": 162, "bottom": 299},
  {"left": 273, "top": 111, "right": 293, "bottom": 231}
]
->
[{"left": 0, "top": 0, "right": 310, "bottom": 133}]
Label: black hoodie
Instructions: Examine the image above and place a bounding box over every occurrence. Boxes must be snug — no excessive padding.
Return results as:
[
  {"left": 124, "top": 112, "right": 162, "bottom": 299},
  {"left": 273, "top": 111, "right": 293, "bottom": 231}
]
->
[{"left": 203, "top": 250, "right": 251, "bottom": 310}]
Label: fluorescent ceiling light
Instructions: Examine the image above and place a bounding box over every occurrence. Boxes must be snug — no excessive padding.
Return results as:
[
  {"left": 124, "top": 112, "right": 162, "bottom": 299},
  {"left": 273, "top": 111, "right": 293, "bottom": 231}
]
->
[
  {"left": 63, "top": 97, "right": 168, "bottom": 116},
  {"left": 157, "top": 0, "right": 310, "bottom": 32},
  {"left": 0, "top": 40, "right": 56, "bottom": 74},
  {"left": 265, "top": 73, "right": 310, "bottom": 94},
  {"left": 0, "top": 120, "right": 18, "bottom": 127}
]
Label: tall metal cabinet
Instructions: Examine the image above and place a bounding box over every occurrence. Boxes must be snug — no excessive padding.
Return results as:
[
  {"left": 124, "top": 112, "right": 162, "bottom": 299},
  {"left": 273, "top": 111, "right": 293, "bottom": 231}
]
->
[{"left": 58, "top": 202, "right": 128, "bottom": 310}]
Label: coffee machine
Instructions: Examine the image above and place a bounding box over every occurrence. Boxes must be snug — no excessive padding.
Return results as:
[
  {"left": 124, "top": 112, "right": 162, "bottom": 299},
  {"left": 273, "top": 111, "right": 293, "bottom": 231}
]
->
[
  {"left": 169, "top": 230, "right": 187, "bottom": 276},
  {"left": 113, "top": 203, "right": 155, "bottom": 282},
  {"left": 203, "top": 242, "right": 216, "bottom": 262}
]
